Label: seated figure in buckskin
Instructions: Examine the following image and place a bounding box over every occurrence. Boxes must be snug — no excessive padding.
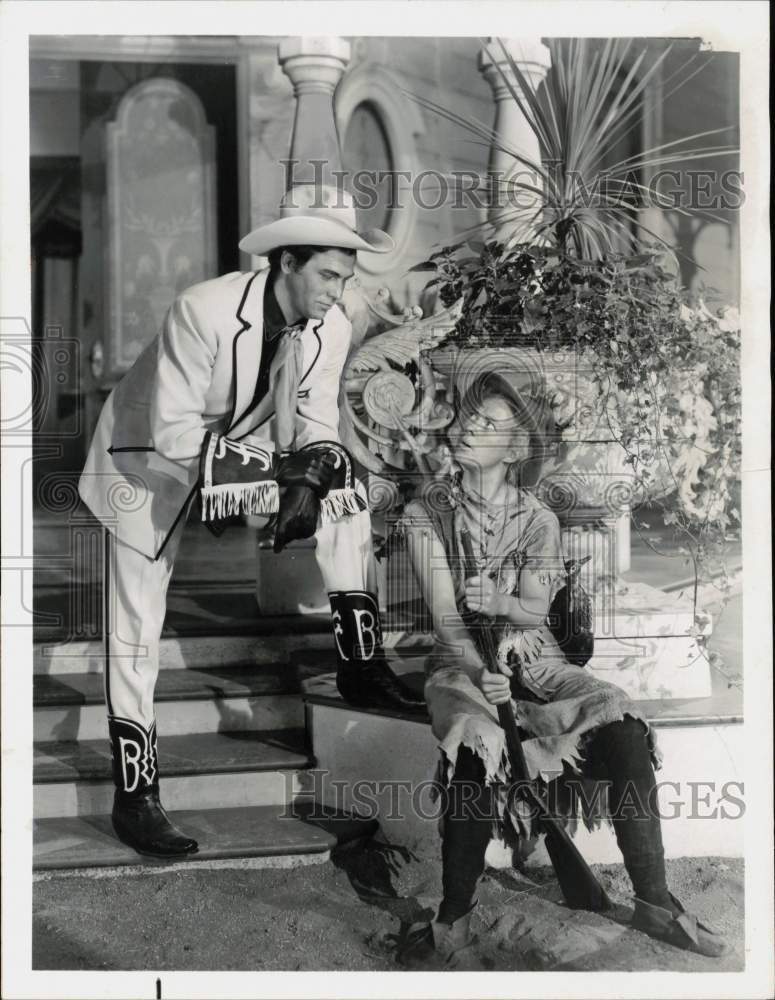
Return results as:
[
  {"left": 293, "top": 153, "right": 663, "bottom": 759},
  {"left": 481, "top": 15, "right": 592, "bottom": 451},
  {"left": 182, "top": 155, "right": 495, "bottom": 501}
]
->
[{"left": 393, "top": 372, "right": 727, "bottom": 966}]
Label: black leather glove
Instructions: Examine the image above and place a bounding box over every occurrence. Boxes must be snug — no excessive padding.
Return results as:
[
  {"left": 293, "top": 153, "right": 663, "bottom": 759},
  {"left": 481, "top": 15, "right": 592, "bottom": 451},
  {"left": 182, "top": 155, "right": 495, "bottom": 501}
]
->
[
  {"left": 273, "top": 485, "right": 320, "bottom": 552},
  {"left": 276, "top": 448, "right": 337, "bottom": 499}
]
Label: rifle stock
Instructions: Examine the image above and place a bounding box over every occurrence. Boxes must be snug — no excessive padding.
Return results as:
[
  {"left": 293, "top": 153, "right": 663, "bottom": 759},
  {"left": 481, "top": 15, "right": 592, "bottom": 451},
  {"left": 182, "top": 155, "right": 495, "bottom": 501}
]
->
[{"left": 459, "top": 525, "right": 611, "bottom": 912}]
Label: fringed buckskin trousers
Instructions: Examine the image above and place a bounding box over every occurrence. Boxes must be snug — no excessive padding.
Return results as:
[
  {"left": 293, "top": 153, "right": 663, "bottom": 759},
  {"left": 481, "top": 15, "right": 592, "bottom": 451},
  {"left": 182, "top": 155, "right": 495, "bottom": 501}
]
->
[{"left": 437, "top": 716, "right": 670, "bottom": 924}]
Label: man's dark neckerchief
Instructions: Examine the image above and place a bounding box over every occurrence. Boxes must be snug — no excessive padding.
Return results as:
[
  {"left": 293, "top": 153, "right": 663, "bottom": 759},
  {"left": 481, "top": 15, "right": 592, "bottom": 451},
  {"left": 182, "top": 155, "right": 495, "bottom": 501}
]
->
[{"left": 248, "top": 276, "right": 305, "bottom": 414}]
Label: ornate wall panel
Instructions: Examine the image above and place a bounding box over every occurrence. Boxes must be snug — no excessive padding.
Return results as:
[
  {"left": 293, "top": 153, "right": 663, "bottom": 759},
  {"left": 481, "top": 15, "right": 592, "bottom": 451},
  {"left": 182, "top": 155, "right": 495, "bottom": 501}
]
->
[{"left": 106, "top": 78, "right": 216, "bottom": 373}]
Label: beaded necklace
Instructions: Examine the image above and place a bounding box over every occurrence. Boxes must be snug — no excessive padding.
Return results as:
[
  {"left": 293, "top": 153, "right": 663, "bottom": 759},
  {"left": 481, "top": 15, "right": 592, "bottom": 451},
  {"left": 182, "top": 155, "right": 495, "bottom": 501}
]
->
[{"left": 455, "top": 479, "right": 528, "bottom": 575}]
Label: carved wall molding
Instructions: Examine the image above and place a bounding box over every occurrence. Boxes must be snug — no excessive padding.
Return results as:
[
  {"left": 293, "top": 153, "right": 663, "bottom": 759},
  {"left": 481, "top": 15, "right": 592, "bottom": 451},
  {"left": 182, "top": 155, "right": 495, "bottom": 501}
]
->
[
  {"left": 29, "top": 35, "right": 247, "bottom": 63},
  {"left": 106, "top": 77, "right": 217, "bottom": 374}
]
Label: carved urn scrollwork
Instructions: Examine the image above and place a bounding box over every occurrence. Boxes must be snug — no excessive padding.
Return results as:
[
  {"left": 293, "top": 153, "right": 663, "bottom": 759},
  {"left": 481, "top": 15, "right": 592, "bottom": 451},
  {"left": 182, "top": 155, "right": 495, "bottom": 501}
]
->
[{"left": 339, "top": 291, "right": 462, "bottom": 475}]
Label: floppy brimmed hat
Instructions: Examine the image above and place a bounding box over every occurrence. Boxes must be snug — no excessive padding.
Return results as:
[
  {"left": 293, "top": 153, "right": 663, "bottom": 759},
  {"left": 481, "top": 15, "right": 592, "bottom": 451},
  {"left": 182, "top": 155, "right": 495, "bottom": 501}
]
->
[
  {"left": 460, "top": 372, "right": 554, "bottom": 447},
  {"left": 239, "top": 183, "right": 394, "bottom": 256},
  {"left": 458, "top": 371, "right": 558, "bottom": 487}
]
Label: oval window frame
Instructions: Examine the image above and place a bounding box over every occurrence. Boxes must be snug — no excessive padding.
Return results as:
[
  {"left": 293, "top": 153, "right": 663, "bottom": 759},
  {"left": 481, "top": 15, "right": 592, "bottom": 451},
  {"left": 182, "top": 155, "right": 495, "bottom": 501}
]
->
[{"left": 336, "top": 63, "right": 424, "bottom": 276}]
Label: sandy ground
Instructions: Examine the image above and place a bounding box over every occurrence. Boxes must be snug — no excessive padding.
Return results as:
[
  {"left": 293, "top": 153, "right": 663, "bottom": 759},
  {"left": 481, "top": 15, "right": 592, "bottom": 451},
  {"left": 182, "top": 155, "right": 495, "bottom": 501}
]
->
[{"left": 33, "top": 845, "right": 744, "bottom": 974}]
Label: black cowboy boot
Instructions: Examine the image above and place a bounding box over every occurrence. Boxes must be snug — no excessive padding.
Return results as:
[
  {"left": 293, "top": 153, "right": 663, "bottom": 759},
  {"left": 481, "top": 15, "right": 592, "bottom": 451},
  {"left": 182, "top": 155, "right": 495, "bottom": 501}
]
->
[
  {"left": 328, "top": 590, "right": 426, "bottom": 713},
  {"left": 109, "top": 717, "right": 198, "bottom": 858}
]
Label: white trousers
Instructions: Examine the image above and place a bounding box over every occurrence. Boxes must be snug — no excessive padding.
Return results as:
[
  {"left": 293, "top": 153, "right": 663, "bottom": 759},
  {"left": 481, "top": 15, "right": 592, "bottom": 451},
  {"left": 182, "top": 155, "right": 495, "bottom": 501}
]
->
[{"left": 103, "top": 504, "right": 377, "bottom": 728}]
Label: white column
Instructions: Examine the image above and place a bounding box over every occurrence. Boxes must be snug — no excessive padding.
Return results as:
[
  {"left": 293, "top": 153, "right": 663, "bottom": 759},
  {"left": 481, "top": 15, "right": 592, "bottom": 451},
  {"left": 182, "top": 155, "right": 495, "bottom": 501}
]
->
[
  {"left": 278, "top": 36, "right": 351, "bottom": 187},
  {"left": 616, "top": 512, "right": 631, "bottom": 574},
  {"left": 478, "top": 38, "right": 551, "bottom": 237}
]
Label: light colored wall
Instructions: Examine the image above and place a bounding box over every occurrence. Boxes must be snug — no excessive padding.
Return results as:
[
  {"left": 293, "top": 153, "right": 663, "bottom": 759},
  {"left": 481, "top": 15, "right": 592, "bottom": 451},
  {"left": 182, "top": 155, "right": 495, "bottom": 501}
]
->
[{"left": 646, "top": 44, "right": 741, "bottom": 306}]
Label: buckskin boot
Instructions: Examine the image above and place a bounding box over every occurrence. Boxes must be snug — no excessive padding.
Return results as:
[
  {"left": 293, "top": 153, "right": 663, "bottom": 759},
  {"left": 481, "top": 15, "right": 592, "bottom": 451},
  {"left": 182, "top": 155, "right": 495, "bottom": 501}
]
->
[
  {"left": 109, "top": 717, "right": 198, "bottom": 858},
  {"left": 328, "top": 590, "right": 426, "bottom": 713},
  {"left": 632, "top": 892, "right": 729, "bottom": 957},
  {"left": 397, "top": 906, "right": 481, "bottom": 969}
]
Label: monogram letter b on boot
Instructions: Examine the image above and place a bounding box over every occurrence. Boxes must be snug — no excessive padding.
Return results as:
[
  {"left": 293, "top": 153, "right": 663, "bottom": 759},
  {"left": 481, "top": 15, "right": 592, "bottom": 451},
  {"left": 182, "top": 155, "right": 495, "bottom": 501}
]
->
[
  {"left": 109, "top": 717, "right": 199, "bottom": 858},
  {"left": 328, "top": 591, "right": 426, "bottom": 714}
]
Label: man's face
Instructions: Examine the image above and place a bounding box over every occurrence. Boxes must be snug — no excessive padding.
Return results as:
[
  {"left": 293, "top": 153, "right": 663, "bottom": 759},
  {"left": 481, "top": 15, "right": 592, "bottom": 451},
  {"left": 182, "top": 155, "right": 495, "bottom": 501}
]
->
[{"left": 284, "top": 248, "right": 356, "bottom": 321}]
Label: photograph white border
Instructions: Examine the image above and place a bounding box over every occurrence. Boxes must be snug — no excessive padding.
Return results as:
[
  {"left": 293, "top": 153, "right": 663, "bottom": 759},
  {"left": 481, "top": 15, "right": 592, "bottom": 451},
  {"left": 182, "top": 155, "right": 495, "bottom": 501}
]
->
[{"left": 1, "top": 2, "right": 771, "bottom": 998}]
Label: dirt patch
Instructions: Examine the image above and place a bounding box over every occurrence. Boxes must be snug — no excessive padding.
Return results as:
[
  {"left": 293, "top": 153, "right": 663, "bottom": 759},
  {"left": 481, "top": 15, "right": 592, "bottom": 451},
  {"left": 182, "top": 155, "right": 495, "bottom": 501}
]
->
[{"left": 33, "top": 845, "right": 744, "bottom": 973}]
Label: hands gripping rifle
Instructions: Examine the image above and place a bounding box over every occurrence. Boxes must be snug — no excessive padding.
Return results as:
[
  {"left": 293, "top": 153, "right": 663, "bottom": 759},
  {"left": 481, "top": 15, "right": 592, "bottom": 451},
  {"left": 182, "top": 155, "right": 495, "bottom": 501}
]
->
[{"left": 459, "top": 524, "right": 611, "bottom": 912}]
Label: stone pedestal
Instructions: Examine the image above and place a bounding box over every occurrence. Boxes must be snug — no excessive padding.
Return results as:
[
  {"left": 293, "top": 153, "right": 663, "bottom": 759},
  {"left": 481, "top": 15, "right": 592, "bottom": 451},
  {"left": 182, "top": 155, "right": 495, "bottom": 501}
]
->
[
  {"left": 585, "top": 579, "right": 712, "bottom": 700},
  {"left": 254, "top": 533, "right": 388, "bottom": 617},
  {"left": 255, "top": 538, "right": 328, "bottom": 615}
]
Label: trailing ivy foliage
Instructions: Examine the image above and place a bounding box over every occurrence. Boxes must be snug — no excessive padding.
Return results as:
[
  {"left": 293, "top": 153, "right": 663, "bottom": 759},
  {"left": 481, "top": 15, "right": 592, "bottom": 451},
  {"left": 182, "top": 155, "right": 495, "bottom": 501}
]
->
[{"left": 419, "top": 240, "right": 741, "bottom": 612}]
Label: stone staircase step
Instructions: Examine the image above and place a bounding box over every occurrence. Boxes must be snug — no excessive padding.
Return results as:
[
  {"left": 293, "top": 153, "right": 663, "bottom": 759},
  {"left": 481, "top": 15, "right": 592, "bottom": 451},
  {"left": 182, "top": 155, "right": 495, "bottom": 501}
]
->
[
  {"left": 34, "top": 630, "right": 335, "bottom": 676},
  {"left": 36, "top": 693, "right": 305, "bottom": 742},
  {"left": 303, "top": 671, "right": 744, "bottom": 727},
  {"left": 33, "top": 802, "right": 379, "bottom": 872},
  {"left": 36, "top": 770, "right": 305, "bottom": 820},
  {"left": 34, "top": 662, "right": 334, "bottom": 707},
  {"left": 33, "top": 656, "right": 338, "bottom": 740},
  {"left": 33, "top": 579, "right": 330, "bottom": 643},
  {"left": 34, "top": 729, "right": 311, "bottom": 819},
  {"left": 35, "top": 727, "right": 310, "bottom": 783}
]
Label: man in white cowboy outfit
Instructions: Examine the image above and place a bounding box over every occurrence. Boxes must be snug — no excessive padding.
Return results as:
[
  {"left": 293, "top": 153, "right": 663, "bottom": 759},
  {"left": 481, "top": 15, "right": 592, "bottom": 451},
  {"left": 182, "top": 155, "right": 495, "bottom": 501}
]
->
[{"left": 79, "top": 183, "right": 424, "bottom": 858}]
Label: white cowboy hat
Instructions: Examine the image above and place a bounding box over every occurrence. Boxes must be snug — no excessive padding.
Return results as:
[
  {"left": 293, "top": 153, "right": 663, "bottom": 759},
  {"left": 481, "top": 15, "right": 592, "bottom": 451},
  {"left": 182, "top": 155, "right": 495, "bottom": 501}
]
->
[{"left": 239, "top": 183, "right": 394, "bottom": 256}]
